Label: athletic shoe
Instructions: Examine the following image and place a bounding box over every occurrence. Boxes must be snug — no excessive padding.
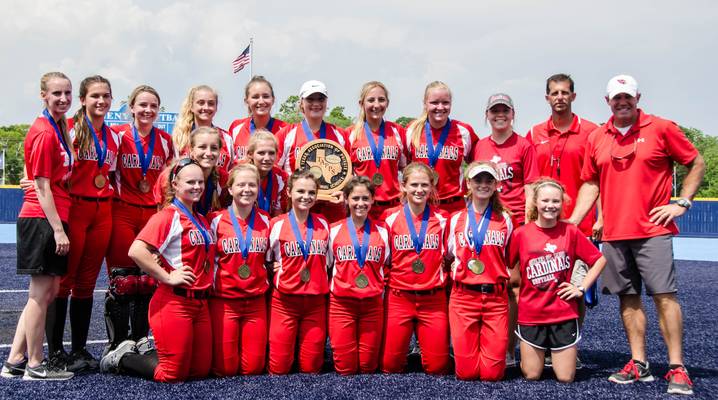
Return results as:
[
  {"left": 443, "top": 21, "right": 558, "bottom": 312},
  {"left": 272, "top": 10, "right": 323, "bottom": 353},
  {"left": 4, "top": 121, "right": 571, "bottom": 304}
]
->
[
  {"left": 608, "top": 360, "right": 655, "bottom": 384},
  {"left": 68, "top": 348, "right": 99, "bottom": 372},
  {"left": 22, "top": 360, "right": 74, "bottom": 381},
  {"left": 506, "top": 353, "right": 517, "bottom": 368},
  {"left": 100, "top": 340, "right": 136, "bottom": 373},
  {"left": 48, "top": 349, "right": 71, "bottom": 371},
  {"left": 576, "top": 356, "right": 583, "bottom": 370},
  {"left": 1, "top": 358, "right": 27, "bottom": 378},
  {"left": 135, "top": 337, "right": 154, "bottom": 355},
  {"left": 544, "top": 353, "right": 552, "bottom": 367},
  {"left": 665, "top": 366, "right": 694, "bottom": 395}
]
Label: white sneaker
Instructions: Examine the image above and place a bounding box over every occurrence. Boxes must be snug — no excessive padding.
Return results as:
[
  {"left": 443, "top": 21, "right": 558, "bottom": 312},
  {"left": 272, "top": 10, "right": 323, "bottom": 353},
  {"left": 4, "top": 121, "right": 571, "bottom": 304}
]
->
[
  {"left": 100, "top": 340, "right": 136, "bottom": 373},
  {"left": 135, "top": 337, "right": 155, "bottom": 355}
]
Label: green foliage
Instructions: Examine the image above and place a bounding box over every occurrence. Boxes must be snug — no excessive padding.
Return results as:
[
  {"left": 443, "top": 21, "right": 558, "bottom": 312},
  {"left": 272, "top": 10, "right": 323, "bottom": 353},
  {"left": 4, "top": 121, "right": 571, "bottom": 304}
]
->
[
  {"left": 677, "top": 126, "right": 718, "bottom": 198},
  {"left": 325, "top": 106, "right": 353, "bottom": 129},
  {"left": 0, "top": 125, "right": 28, "bottom": 185},
  {"left": 395, "top": 116, "right": 414, "bottom": 128},
  {"left": 274, "top": 95, "right": 302, "bottom": 124}
]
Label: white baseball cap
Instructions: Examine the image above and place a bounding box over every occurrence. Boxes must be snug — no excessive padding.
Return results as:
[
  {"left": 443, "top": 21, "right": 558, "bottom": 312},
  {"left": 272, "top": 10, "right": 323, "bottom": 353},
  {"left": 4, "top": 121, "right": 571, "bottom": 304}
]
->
[
  {"left": 299, "top": 80, "right": 328, "bottom": 99},
  {"left": 466, "top": 164, "right": 499, "bottom": 180},
  {"left": 606, "top": 75, "right": 638, "bottom": 99}
]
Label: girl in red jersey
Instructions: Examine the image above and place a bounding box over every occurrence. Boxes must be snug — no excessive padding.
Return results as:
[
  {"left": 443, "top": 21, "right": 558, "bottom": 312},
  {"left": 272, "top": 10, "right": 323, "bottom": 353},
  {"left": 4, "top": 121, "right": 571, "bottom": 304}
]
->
[
  {"left": 105, "top": 85, "right": 173, "bottom": 353},
  {"left": 208, "top": 164, "right": 271, "bottom": 376},
  {"left": 275, "top": 80, "right": 348, "bottom": 223},
  {"left": 3, "top": 72, "right": 75, "bottom": 381},
  {"left": 472, "top": 93, "right": 540, "bottom": 367},
  {"left": 446, "top": 162, "right": 513, "bottom": 381},
  {"left": 173, "top": 85, "right": 234, "bottom": 184},
  {"left": 405, "top": 81, "right": 478, "bottom": 215},
  {"left": 267, "top": 169, "right": 331, "bottom": 374},
  {"left": 101, "top": 158, "right": 216, "bottom": 382},
  {"left": 509, "top": 178, "right": 605, "bottom": 383},
  {"left": 244, "top": 130, "right": 288, "bottom": 217},
  {"left": 347, "top": 82, "right": 407, "bottom": 220},
  {"left": 328, "top": 176, "right": 389, "bottom": 375},
  {"left": 45, "top": 76, "right": 119, "bottom": 373},
  {"left": 229, "top": 75, "right": 287, "bottom": 161},
  {"left": 381, "top": 162, "right": 450, "bottom": 375}
]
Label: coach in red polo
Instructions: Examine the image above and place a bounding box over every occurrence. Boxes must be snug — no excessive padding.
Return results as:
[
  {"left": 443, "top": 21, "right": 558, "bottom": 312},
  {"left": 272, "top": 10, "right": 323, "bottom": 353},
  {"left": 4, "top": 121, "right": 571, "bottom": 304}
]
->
[{"left": 569, "top": 75, "right": 705, "bottom": 396}]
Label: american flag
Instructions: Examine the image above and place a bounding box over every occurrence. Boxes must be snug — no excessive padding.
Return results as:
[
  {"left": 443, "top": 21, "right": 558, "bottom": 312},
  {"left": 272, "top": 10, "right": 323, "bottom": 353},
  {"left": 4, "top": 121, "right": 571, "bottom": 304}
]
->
[{"left": 232, "top": 45, "right": 251, "bottom": 73}]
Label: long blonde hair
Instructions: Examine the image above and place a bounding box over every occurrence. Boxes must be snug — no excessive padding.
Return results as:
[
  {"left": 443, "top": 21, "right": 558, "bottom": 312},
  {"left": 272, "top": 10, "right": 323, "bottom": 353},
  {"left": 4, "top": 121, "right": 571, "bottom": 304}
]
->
[
  {"left": 173, "top": 85, "right": 218, "bottom": 153},
  {"left": 40, "top": 72, "right": 75, "bottom": 158},
  {"left": 526, "top": 177, "right": 569, "bottom": 222},
  {"left": 350, "top": 81, "right": 389, "bottom": 142},
  {"left": 406, "top": 81, "right": 452, "bottom": 148},
  {"left": 72, "top": 75, "right": 112, "bottom": 154},
  {"left": 400, "top": 162, "right": 439, "bottom": 206}
]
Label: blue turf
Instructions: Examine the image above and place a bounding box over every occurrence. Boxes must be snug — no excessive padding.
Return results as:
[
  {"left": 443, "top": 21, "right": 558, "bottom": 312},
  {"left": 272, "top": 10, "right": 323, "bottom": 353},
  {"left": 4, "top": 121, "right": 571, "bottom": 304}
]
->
[{"left": 0, "top": 244, "right": 716, "bottom": 399}]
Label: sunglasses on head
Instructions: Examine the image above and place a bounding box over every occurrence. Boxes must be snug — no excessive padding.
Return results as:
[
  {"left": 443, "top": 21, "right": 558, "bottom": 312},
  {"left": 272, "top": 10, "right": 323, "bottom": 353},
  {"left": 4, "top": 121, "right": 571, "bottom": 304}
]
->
[{"left": 169, "top": 158, "right": 200, "bottom": 181}]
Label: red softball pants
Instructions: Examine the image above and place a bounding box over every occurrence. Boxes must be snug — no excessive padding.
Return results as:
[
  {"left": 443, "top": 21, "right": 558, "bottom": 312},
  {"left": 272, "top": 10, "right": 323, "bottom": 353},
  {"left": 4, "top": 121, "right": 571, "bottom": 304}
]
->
[
  {"left": 449, "top": 283, "right": 508, "bottom": 381},
  {"left": 59, "top": 198, "right": 112, "bottom": 299},
  {"left": 328, "top": 293, "right": 383, "bottom": 375},
  {"left": 106, "top": 200, "right": 156, "bottom": 270},
  {"left": 268, "top": 291, "right": 327, "bottom": 374},
  {"left": 381, "top": 288, "right": 450, "bottom": 374},
  {"left": 208, "top": 295, "right": 267, "bottom": 376},
  {"left": 149, "top": 286, "right": 212, "bottom": 383}
]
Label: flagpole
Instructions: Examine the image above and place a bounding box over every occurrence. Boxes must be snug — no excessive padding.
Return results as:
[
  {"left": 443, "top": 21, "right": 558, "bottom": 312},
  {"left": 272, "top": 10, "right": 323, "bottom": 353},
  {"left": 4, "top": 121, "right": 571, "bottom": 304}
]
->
[{"left": 249, "top": 36, "right": 254, "bottom": 78}]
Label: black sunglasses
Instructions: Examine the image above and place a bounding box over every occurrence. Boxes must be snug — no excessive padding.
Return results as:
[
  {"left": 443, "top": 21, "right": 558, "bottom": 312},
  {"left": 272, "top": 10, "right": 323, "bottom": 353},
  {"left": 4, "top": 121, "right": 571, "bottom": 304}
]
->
[{"left": 610, "top": 137, "right": 637, "bottom": 161}]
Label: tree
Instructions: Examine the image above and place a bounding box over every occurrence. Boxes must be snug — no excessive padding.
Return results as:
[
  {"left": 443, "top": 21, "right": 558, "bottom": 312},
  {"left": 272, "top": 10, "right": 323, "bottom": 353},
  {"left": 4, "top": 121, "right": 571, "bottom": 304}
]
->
[
  {"left": 274, "top": 95, "right": 302, "bottom": 124},
  {"left": 395, "top": 116, "right": 414, "bottom": 128},
  {"left": 0, "top": 125, "right": 28, "bottom": 185},
  {"left": 325, "top": 106, "right": 353, "bottom": 129},
  {"left": 677, "top": 126, "right": 718, "bottom": 198}
]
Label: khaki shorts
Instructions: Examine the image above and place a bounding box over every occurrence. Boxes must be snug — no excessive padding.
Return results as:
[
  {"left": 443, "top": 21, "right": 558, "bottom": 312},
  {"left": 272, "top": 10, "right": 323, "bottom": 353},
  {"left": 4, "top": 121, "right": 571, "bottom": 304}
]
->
[{"left": 601, "top": 235, "right": 676, "bottom": 296}]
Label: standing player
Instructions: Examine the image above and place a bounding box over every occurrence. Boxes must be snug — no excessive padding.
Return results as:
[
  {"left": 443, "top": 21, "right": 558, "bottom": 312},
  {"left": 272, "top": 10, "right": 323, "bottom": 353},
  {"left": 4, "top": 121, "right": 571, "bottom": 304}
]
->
[
  {"left": 244, "top": 130, "right": 289, "bottom": 217},
  {"left": 229, "top": 76, "right": 287, "bottom": 161},
  {"left": 101, "top": 158, "right": 215, "bottom": 382},
  {"left": 509, "top": 178, "right": 606, "bottom": 383},
  {"left": 381, "top": 162, "right": 450, "bottom": 375},
  {"left": 569, "top": 75, "right": 705, "bottom": 395},
  {"left": 208, "top": 164, "right": 271, "bottom": 376},
  {"left": 105, "top": 85, "right": 173, "bottom": 354},
  {"left": 267, "top": 169, "right": 331, "bottom": 374},
  {"left": 45, "top": 75, "right": 119, "bottom": 373},
  {"left": 328, "top": 176, "right": 389, "bottom": 375},
  {"left": 446, "top": 162, "right": 513, "bottom": 381},
  {"left": 2, "top": 72, "right": 75, "bottom": 380},
  {"left": 405, "top": 81, "right": 478, "bottom": 215},
  {"left": 275, "top": 80, "right": 348, "bottom": 223},
  {"left": 347, "top": 81, "right": 407, "bottom": 220}
]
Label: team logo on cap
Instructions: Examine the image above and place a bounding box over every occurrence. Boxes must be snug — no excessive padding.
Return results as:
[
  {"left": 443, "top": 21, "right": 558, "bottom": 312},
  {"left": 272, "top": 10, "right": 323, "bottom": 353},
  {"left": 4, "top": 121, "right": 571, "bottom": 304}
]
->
[{"left": 617, "top": 79, "right": 626, "bottom": 84}]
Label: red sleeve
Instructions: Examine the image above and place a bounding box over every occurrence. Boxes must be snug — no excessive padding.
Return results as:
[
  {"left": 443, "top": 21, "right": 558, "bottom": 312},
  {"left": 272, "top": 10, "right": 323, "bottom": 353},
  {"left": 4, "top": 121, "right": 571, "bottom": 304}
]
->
[
  {"left": 581, "top": 130, "right": 600, "bottom": 182},
  {"left": 522, "top": 140, "right": 540, "bottom": 184},
  {"left": 136, "top": 210, "right": 172, "bottom": 250},
  {"left": 525, "top": 128, "right": 534, "bottom": 144},
  {"left": 663, "top": 120, "right": 699, "bottom": 166},
  {"left": 275, "top": 126, "right": 288, "bottom": 168},
  {"left": 30, "top": 128, "right": 57, "bottom": 179}
]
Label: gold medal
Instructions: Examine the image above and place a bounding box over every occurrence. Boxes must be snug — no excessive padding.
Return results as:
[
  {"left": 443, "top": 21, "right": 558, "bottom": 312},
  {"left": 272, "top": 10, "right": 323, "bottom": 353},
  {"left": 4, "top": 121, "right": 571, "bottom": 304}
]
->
[
  {"left": 355, "top": 272, "right": 369, "bottom": 288},
  {"left": 412, "top": 259, "right": 425, "bottom": 274},
  {"left": 372, "top": 173, "right": 384, "bottom": 186},
  {"left": 238, "top": 264, "right": 251, "bottom": 279},
  {"left": 468, "top": 258, "right": 485, "bottom": 275},
  {"left": 94, "top": 174, "right": 107, "bottom": 189},
  {"left": 300, "top": 268, "right": 311, "bottom": 283},
  {"left": 138, "top": 178, "right": 151, "bottom": 193}
]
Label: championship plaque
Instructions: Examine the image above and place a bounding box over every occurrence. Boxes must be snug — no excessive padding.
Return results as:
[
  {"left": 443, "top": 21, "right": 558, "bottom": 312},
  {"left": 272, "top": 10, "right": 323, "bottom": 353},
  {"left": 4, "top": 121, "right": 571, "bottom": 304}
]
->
[{"left": 295, "top": 139, "right": 352, "bottom": 201}]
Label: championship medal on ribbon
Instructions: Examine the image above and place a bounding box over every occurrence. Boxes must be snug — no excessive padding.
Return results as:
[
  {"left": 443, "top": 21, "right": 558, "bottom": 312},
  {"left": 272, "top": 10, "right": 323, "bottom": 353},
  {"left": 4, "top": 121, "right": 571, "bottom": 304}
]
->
[
  {"left": 133, "top": 125, "right": 156, "bottom": 193},
  {"left": 364, "top": 121, "right": 385, "bottom": 187},
  {"left": 229, "top": 206, "right": 256, "bottom": 281},
  {"left": 43, "top": 109, "right": 73, "bottom": 189},
  {"left": 466, "top": 202, "right": 492, "bottom": 275},
  {"left": 424, "top": 119, "right": 451, "bottom": 168},
  {"left": 403, "top": 203, "right": 430, "bottom": 275},
  {"left": 288, "top": 209, "right": 314, "bottom": 284},
  {"left": 347, "top": 217, "right": 371, "bottom": 289},
  {"left": 85, "top": 114, "right": 109, "bottom": 189}
]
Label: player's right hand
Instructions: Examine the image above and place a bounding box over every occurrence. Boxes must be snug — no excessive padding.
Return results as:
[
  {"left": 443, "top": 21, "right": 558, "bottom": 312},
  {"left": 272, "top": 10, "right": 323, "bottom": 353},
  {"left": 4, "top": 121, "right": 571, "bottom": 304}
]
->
[
  {"left": 54, "top": 230, "right": 70, "bottom": 256},
  {"left": 166, "top": 265, "right": 196, "bottom": 287}
]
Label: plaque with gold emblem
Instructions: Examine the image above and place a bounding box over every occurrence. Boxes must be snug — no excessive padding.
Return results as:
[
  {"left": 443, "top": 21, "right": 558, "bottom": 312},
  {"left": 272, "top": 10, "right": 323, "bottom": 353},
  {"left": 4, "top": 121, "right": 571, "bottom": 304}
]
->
[{"left": 296, "top": 139, "right": 352, "bottom": 201}]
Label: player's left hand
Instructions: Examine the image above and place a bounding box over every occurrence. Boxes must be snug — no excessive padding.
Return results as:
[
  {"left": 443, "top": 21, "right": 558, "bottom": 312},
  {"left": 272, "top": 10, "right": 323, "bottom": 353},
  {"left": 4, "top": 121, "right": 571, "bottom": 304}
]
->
[
  {"left": 649, "top": 204, "right": 686, "bottom": 227},
  {"left": 557, "top": 282, "right": 582, "bottom": 301}
]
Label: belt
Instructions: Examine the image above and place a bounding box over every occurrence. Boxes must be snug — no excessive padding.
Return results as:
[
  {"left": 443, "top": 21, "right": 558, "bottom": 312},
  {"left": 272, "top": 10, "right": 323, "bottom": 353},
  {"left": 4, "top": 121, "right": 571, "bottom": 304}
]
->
[
  {"left": 438, "top": 196, "right": 464, "bottom": 205},
  {"left": 114, "top": 198, "right": 158, "bottom": 209},
  {"left": 374, "top": 198, "right": 400, "bottom": 207},
  {"left": 173, "top": 287, "right": 211, "bottom": 299},
  {"left": 456, "top": 281, "right": 506, "bottom": 294},
  {"left": 393, "top": 287, "right": 443, "bottom": 296},
  {"left": 72, "top": 195, "right": 111, "bottom": 202}
]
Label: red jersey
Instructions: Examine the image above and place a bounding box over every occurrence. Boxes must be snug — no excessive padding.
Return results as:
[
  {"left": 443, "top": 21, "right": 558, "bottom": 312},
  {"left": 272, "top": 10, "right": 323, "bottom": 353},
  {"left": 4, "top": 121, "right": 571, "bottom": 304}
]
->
[
  {"left": 582, "top": 110, "right": 698, "bottom": 241},
  {"left": 406, "top": 120, "right": 478, "bottom": 200},
  {"left": 472, "top": 132, "right": 540, "bottom": 224},
  {"left": 260, "top": 166, "right": 289, "bottom": 216},
  {"left": 528, "top": 115, "right": 598, "bottom": 236},
  {"left": 176, "top": 127, "right": 234, "bottom": 184},
  {"left": 113, "top": 124, "right": 174, "bottom": 206},
  {"left": 267, "top": 212, "right": 331, "bottom": 295},
  {"left": 276, "top": 122, "right": 349, "bottom": 175},
  {"left": 328, "top": 219, "right": 389, "bottom": 299},
  {"left": 384, "top": 205, "right": 448, "bottom": 291},
  {"left": 229, "top": 117, "right": 287, "bottom": 162},
  {"left": 152, "top": 167, "right": 224, "bottom": 215},
  {"left": 19, "top": 114, "right": 73, "bottom": 222},
  {"left": 136, "top": 204, "right": 216, "bottom": 291},
  {"left": 447, "top": 208, "right": 513, "bottom": 285},
  {"left": 508, "top": 221, "right": 602, "bottom": 325},
  {"left": 69, "top": 125, "right": 120, "bottom": 198},
  {"left": 348, "top": 121, "right": 407, "bottom": 202},
  {"left": 209, "top": 207, "right": 271, "bottom": 298}
]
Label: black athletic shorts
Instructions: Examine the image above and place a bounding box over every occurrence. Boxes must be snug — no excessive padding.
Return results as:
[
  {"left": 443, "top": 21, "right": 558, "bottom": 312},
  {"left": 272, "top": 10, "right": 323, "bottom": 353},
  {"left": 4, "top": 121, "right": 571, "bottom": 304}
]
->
[
  {"left": 516, "top": 319, "right": 580, "bottom": 351},
  {"left": 16, "top": 217, "right": 69, "bottom": 276}
]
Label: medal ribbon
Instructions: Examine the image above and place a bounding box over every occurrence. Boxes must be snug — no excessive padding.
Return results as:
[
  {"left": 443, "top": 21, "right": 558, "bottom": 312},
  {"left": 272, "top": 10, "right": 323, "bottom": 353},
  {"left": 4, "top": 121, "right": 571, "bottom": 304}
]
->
[
  {"left": 229, "top": 206, "right": 256, "bottom": 260},
  {"left": 84, "top": 114, "right": 108, "bottom": 169},
  {"left": 43, "top": 109, "right": 73, "bottom": 167},
  {"left": 301, "top": 119, "right": 326, "bottom": 141},
  {"left": 250, "top": 117, "right": 274, "bottom": 133},
  {"left": 346, "top": 217, "right": 371, "bottom": 269},
  {"left": 424, "top": 119, "right": 451, "bottom": 168},
  {"left": 364, "top": 120, "right": 385, "bottom": 169},
  {"left": 172, "top": 199, "right": 210, "bottom": 252},
  {"left": 257, "top": 172, "right": 273, "bottom": 212},
  {"left": 133, "top": 125, "right": 156, "bottom": 177},
  {"left": 403, "top": 203, "right": 430, "bottom": 255},
  {"left": 467, "top": 202, "right": 493, "bottom": 256},
  {"left": 197, "top": 178, "right": 214, "bottom": 216},
  {"left": 288, "top": 210, "right": 314, "bottom": 261}
]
